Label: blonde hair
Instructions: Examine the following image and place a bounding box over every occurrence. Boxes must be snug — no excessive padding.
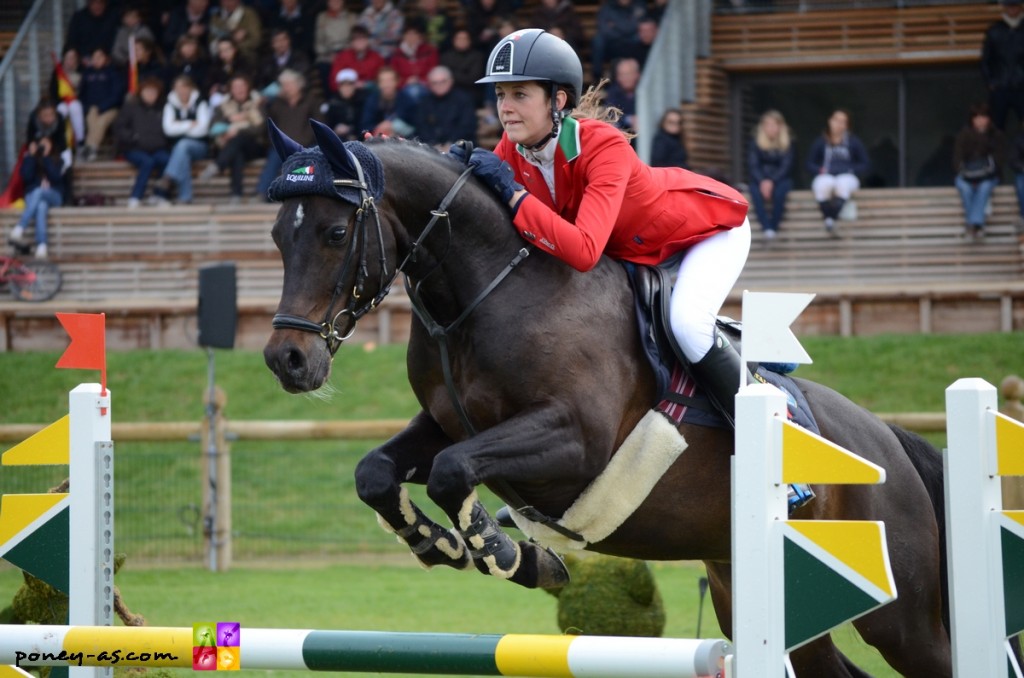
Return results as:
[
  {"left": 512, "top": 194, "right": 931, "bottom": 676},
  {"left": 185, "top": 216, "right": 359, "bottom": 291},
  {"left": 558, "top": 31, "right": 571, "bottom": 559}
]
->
[
  {"left": 569, "top": 79, "right": 635, "bottom": 140},
  {"left": 755, "top": 109, "right": 791, "bottom": 152}
]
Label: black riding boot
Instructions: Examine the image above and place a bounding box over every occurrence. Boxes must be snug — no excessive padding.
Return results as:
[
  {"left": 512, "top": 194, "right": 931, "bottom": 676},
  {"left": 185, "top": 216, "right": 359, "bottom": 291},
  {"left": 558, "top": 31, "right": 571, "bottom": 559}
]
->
[{"left": 692, "top": 329, "right": 815, "bottom": 511}]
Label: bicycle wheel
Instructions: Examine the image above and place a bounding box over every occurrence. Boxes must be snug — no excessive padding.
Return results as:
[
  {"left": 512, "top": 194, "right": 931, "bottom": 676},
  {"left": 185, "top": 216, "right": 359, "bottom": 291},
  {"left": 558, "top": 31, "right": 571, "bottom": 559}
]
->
[{"left": 9, "top": 259, "right": 62, "bottom": 302}]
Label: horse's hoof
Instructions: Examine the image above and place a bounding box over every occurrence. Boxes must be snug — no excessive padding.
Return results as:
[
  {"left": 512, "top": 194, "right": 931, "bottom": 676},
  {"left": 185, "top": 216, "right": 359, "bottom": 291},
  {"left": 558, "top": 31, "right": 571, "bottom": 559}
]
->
[
  {"left": 495, "top": 506, "right": 516, "bottom": 528},
  {"left": 510, "top": 543, "right": 571, "bottom": 590}
]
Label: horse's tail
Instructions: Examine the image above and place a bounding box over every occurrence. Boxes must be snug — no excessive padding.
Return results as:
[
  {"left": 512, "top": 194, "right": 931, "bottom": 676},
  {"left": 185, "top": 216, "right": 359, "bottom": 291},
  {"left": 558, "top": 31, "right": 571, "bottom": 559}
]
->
[{"left": 888, "top": 423, "right": 949, "bottom": 636}]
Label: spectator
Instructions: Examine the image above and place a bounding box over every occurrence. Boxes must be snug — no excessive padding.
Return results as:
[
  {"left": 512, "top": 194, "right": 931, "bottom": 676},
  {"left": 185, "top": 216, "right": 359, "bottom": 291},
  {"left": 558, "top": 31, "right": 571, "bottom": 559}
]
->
[
  {"left": 198, "top": 75, "right": 265, "bottom": 204},
  {"left": 50, "top": 47, "right": 85, "bottom": 150},
  {"left": 982, "top": 0, "right": 1024, "bottom": 131},
  {"left": 65, "top": 0, "right": 119, "bottom": 66},
  {"left": 156, "top": 75, "right": 212, "bottom": 204},
  {"left": 257, "top": 28, "right": 311, "bottom": 92},
  {"left": 133, "top": 37, "right": 171, "bottom": 88},
  {"left": 314, "top": 0, "right": 356, "bottom": 94},
  {"left": 650, "top": 107, "right": 688, "bottom": 169},
  {"left": 440, "top": 27, "right": 486, "bottom": 108},
  {"left": 603, "top": 57, "right": 640, "bottom": 133},
  {"left": 358, "top": 0, "right": 405, "bottom": 59},
  {"left": 806, "top": 108, "right": 870, "bottom": 237},
  {"left": 206, "top": 37, "right": 255, "bottom": 108},
  {"left": 256, "top": 69, "right": 325, "bottom": 198},
  {"left": 10, "top": 100, "right": 68, "bottom": 259},
  {"left": 329, "top": 26, "right": 386, "bottom": 94},
  {"left": 528, "top": 0, "right": 583, "bottom": 51},
  {"left": 465, "top": 0, "right": 513, "bottom": 54},
  {"left": 169, "top": 36, "right": 210, "bottom": 94},
  {"left": 163, "top": 0, "right": 212, "bottom": 57},
  {"left": 747, "top": 109, "right": 794, "bottom": 244},
  {"left": 270, "top": 0, "right": 316, "bottom": 62},
  {"left": 390, "top": 20, "right": 439, "bottom": 99},
  {"left": 591, "top": 0, "right": 646, "bottom": 82},
  {"left": 112, "top": 6, "right": 157, "bottom": 68},
  {"left": 413, "top": 0, "right": 456, "bottom": 52},
  {"left": 208, "top": 0, "right": 263, "bottom": 62},
  {"left": 113, "top": 77, "right": 171, "bottom": 208},
  {"left": 620, "top": 15, "right": 657, "bottom": 69},
  {"left": 416, "top": 65, "right": 477, "bottom": 148},
  {"left": 324, "top": 68, "right": 366, "bottom": 141},
  {"left": 360, "top": 65, "right": 418, "bottom": 137},
  {"left": 79, "top": 47, "right": 126, "bottom": 162},
  {"left": 953, "top": 102, "right": 1006, "bottom": 240},
  {"left": 1009, "top": 121, "right": 1024, "bottom": 236}
]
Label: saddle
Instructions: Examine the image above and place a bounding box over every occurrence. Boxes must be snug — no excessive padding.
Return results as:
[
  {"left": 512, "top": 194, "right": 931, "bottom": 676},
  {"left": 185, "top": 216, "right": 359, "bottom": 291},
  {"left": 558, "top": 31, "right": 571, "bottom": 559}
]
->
[{"left": 623, "top": 263, "right": 820, "bottom": 433}]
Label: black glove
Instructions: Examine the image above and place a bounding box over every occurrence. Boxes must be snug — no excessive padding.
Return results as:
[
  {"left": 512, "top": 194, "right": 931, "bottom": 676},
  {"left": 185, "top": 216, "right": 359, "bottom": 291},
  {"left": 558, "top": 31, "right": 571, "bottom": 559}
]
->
[
  {"left": 447, "top": 140, "right": 474, "bottom": 166},
  {"left": 467, "top": 147, "right": 523, "bottom": 204}
]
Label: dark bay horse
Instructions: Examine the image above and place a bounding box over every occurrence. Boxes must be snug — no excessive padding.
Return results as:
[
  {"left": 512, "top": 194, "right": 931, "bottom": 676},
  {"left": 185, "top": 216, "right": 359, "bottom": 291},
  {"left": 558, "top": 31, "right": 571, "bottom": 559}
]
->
[{"left": 262, "top": 121, "right": 951, "bottom": 677}]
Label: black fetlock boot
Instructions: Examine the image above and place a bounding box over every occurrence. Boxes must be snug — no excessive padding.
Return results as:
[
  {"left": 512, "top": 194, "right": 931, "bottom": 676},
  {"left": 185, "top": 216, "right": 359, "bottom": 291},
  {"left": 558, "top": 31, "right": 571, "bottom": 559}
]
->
[{"left": 691, "top": 329, "right": 815, "bottom": 512}]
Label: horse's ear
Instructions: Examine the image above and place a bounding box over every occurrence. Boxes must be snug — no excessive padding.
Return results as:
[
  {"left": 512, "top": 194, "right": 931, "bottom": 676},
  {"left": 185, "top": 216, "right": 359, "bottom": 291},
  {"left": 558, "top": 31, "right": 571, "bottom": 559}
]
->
[
  {"left": 310, "top": 118, "right": 359, "bottom": 179},
  {"left": 267, "top": 118, "right": 304, "bottom": 161}
]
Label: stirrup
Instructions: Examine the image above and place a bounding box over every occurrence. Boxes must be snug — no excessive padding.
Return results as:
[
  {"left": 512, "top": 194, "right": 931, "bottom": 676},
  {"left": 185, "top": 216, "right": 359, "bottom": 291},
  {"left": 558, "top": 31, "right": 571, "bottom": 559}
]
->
[{"left": 788, "top": 483, "right": 815, "bottom": 512}]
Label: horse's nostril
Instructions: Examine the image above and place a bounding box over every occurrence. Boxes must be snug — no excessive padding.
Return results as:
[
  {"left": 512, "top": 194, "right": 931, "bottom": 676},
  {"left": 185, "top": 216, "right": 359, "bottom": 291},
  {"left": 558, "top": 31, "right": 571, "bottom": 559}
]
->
[{"left": 285, "top": 347, "right": 306, "bottom": 375}]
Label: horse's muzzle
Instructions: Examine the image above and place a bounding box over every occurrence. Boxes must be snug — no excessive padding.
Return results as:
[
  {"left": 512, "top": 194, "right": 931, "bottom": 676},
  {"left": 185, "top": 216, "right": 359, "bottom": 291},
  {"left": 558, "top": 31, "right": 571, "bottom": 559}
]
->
[{"left": 263, "top": 334, "right": 331, "bottom": 393}]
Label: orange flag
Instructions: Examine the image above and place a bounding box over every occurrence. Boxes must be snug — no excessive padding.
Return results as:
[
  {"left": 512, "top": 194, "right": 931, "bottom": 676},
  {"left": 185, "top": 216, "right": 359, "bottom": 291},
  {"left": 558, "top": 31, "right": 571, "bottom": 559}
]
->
[
  {"left": 55, "top": 312, "right": 107, "bottom": 394},
  {"left": 127, "top": 36, "right": 138, "bottom": 96}
]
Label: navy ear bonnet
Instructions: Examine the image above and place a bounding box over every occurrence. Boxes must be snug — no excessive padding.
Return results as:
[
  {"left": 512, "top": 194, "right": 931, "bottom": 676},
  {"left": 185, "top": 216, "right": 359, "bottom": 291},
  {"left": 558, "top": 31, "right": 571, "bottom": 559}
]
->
[{"left": 266, "top": 119, "right": 384, "bottom": 206}]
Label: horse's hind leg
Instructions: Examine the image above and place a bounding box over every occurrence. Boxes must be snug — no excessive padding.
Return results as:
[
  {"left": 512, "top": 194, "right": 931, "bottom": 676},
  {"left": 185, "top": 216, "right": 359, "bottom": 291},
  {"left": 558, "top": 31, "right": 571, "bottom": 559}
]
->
[{"left": 355, "top": 411, "right": 471, "bottom": 570}]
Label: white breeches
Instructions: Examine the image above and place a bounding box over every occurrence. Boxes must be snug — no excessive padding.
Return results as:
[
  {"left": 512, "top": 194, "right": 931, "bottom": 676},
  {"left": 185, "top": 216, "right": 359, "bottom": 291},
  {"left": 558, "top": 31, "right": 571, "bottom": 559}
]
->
[
  {"left": 669, "top": 218, "right": 751, "bottom": 363},
  {"left": 811, "top": 173, "right": 860, "bottom": 202}
]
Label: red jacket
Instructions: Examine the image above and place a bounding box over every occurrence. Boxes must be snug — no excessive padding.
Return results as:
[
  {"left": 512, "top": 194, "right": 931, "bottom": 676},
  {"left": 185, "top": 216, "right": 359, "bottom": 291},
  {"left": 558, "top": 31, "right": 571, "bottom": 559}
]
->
[
  {"left": 389, "top": 42, "right": 439, "bottom": 87},
  {"left": 329, "top": 48, "right": 386, "bottom": 92},
  {"left": 495, "top": 117, "right": 749, "bottom": 271}
]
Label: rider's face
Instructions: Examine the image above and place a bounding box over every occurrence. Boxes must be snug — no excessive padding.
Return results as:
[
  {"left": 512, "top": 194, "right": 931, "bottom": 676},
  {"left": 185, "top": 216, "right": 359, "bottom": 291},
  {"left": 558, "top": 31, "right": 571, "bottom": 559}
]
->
[{"left": 495, "top": 81, "right": 552, "bottom": 147}]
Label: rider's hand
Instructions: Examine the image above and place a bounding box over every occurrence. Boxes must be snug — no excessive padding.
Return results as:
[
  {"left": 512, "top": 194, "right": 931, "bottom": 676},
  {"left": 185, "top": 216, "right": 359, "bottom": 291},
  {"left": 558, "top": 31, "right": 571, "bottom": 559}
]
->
[
  {"left": 447, "top": 140, "right": 473, "bottom": 165},
  {"left": 466, "top": 148, "right": 523, "bottom": 204}
]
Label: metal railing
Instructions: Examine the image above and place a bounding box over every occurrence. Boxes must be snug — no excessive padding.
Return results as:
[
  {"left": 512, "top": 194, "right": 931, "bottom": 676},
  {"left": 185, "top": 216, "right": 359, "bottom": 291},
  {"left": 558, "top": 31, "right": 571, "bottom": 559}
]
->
[{"left": 0, "top": 0, "right": 77, "bottom": 189}]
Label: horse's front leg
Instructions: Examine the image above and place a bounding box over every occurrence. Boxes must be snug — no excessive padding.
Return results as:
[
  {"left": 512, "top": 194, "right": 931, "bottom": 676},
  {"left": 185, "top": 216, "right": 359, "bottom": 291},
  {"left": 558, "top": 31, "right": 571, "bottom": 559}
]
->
[
  {"left": 426, "top": 404, "right": 598, "bottom": 590},
  {"left": 355, "top": 411, "right": 471, "bottom": 570}
]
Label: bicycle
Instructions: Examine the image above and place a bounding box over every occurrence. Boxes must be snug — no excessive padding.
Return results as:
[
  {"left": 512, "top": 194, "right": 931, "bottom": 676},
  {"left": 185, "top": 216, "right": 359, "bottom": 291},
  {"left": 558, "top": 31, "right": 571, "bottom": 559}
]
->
[{"left": 1, "top": 241, "right": 62, "bottom": 302}]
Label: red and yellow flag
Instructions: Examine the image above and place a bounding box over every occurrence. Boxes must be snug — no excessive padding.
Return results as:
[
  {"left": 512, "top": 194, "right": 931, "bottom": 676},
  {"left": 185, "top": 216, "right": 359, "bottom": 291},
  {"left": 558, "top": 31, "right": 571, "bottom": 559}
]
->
[
  {"left": 51, "top": 51, "right": 76, "bottom": 103},
  {"left": 127, "top": 36, "right": 138, "bottom": 95},
  {"left": 55, "top": 312, "right": 107, "bottom": 394}
]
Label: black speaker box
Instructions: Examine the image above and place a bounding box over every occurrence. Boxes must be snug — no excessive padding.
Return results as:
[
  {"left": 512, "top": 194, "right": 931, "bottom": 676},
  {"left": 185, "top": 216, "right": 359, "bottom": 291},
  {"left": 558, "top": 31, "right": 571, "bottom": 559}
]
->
[{"left": 198, "top": 263, "right": 237, "bottom": 349}]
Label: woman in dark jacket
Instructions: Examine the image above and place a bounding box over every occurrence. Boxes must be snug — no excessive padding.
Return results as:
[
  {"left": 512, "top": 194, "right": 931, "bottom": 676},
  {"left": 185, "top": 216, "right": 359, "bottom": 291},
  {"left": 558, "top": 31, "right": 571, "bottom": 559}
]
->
[
  {"left": 10, "top": 99, "right": 67, "bottom": 259},
  {"left": 806, "top": 108, "right": 870, "bottom": 236},
  {"left": 114, "top": 77, "right": 171, "bottom": 207},
  {"left": 953, "top": 102, "right": 1006, "bottom": 239},
  {"left": 649, "top": 107, "right": 688, "bottom": 169},
  {"left": 747, "top": 109, "right": 795, "bottom": 243}
]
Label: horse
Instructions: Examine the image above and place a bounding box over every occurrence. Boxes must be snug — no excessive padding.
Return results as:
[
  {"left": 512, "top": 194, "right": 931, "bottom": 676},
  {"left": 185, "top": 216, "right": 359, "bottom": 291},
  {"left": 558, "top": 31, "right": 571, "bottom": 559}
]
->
[{"left": 262, "top": 119, "right": 952, "bottom": 677}]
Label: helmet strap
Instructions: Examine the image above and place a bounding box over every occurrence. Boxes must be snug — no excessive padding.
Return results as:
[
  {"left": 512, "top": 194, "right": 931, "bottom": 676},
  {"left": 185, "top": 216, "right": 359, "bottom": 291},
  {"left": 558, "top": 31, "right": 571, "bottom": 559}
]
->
[{"left": 526, "top": 82, "right": 562, "bottom": 152}]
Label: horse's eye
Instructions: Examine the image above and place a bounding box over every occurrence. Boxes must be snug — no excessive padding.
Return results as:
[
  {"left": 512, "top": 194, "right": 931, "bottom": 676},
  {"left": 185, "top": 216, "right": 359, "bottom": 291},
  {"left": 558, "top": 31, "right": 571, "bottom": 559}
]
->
[{"left": 327, "top": 226, "right": 347, "bottom": 245}]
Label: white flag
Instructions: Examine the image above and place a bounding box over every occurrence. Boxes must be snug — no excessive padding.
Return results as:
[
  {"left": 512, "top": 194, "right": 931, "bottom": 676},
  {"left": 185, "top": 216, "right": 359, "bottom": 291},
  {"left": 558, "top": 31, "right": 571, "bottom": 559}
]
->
[{"left": 741, "top": 290, "right": 815, "bottom": 365}]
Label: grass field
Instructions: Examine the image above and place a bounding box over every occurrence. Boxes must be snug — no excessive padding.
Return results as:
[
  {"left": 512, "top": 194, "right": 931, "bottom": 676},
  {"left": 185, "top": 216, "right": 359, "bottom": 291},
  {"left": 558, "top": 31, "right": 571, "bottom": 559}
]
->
[{"left": 1, "top": 333, "right": 1022, "bottom": 677}]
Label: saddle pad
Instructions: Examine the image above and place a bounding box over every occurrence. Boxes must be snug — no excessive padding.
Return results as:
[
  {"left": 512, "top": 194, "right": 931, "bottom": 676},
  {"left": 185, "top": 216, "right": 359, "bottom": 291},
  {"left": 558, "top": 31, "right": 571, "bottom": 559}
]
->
[{"left": 657, "top": 364, "right": 821, "bottom": 436}]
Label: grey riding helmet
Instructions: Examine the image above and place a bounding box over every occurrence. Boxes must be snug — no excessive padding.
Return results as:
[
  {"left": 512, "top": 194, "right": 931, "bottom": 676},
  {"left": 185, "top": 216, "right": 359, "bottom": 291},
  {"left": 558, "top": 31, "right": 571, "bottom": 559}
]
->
[{"left": 476, "top": 28, "right": 584, "bottom": 109}]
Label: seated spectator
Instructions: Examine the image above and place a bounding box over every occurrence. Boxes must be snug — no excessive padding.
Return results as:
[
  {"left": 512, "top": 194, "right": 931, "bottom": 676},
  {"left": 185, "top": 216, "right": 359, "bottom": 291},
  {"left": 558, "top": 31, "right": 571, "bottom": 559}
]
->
[
  {"left": 1009, "top": 120, "right": 1024, "bottom": 237},
  {"left": 198, "top": 75, "right": 265, "bottom": 204},
  {"left": 528, "top": 0, "right": 583, "bottom": 51},
  {"left": 169, "top": 36, "right": 210, "bottom": 93},
  {"left": 256, "top": 69, "right": 324, "bottom": 198},
  {"left": 208, "top": 0, "right": 263, "bottom": 62},
  {"left": 162, "top": 0, "right": 212, "bottom": 57},
  {"left": 271, "top": 0, "right": 316, "bottom": 62},
  {"left": 156, "top": 75, "right": 212, "bottom": 204},
  {"left": 465, "top": 0, "right": 513, "bottom": 54},
  {"left": 114, "top": 77, "right": 171, "bottom": 208},
  {"left": 416, "top": 65, "right": 477, "bottom": 149},
  {"left": 603, "top": 57, "right": 640, "bottom": 133},
  {"left": 953, "top": 102, "right": 1006, "bottom": 240},
  {"left": 806, "top": 108, "right": 870, "bottom": 237},
  {"left": 324, "top": 68, "right": 366, "bottom": 141},
  {"left": 314, "top": 0, "right": 356, "bottom": 94},
  {"left": 591, "top": 0, "right": 646, "bottom": 82},
  {"left": 79, "top": 47, "right": 126, "bottom": 162},
  {"left": 206, "top": 37, "right": 255, "bottom": 108},
  {"left": 650, "top": 107, "right": 688, "bottom": 169},
  {"left": 65, "top": 0, "right": 119, "bottom": 66},
  {"left": 358, "top": 0, "right": 404, "bottom": 59},
  {"left": 329, "top": 25, "right": 386, "bottom": 95},
  {"left": 390, "top": 20, "right": 439, "bottom": 100},
  {"left": 620, "top": 15, "right": 657, "bottom": 69},
  {"left": 10, "top": 99, "right": 68, "bottom": 259},
  {"left": 112, "top": 6, "right": 156, "bottom": 69},
  {"left": 413, "top": 0, "right": 456, "bottom": 52},
  {"left": 50, "top": 47, "right": 85, "bottom": 150},
  {"left": 133, "top": 37, "right": 171, "bottom": 89},
  {"left": 257, "top": 28, "right": 311, "bottom": 93},
  {"left": 440, "top": 27, "right": 486, "bottom": 108},
  {"left": 360, "top": 65, "right": 417, "bottom": 138},
  {"left": 747, "top": 109, "right": 794, "bottom": 244}
]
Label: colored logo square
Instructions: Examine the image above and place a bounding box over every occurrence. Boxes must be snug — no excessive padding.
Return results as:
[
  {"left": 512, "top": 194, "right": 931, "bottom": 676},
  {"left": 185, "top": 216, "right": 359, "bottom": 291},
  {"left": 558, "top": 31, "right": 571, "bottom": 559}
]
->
[
  {"left": 217, "top": 647, "right": 240, "bottom": 671},
  {"left": 193, "top": 646, "right": 217, "bottom": 671},
  {"left": 217, "top": 622, "right": 240, "bottom": 647},
  {"left": 193, "top": 622, "right": 217, "bottom": 647}
]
